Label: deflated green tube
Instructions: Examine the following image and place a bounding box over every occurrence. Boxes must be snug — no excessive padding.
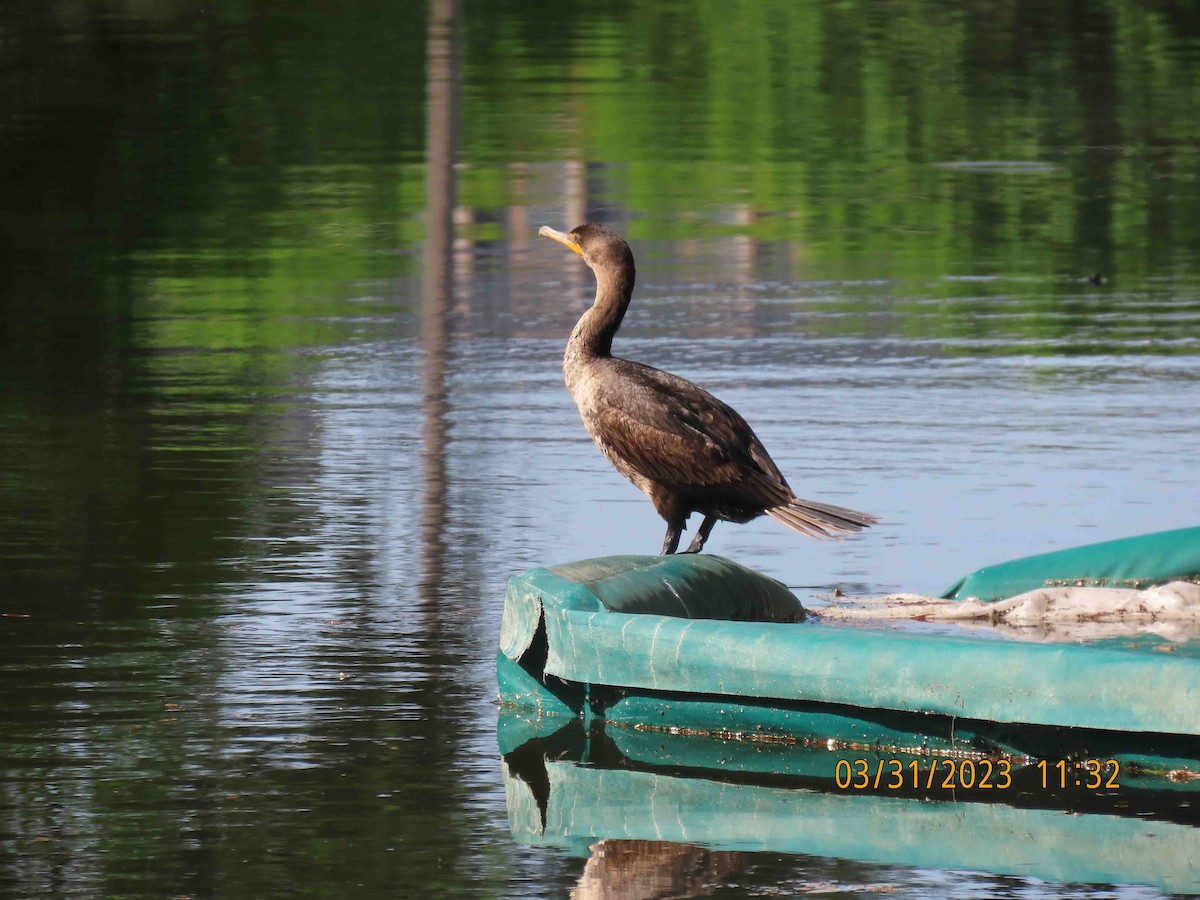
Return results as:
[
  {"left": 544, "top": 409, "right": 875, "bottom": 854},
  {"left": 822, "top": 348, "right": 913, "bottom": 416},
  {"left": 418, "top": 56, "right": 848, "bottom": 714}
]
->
[{"left": 942, "top": 526, "right": 1200, "bottom": 600}]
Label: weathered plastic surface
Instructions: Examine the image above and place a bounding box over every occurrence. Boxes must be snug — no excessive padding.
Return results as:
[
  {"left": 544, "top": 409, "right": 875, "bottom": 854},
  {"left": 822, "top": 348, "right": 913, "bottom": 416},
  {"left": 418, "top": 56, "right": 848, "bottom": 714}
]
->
[
  {"left": 497, "top": 694, "right": 1200, "bottom": 790},
  {"left": 942, "top": 525, "right": 1200, "bottom": 600},
  {"left": 549, "top": 554, "right": 805, "bottom": 621},
  {"left": 499, "top": 554, "right": 803, "bottom": 662},
  {"left": 500, "top": 554, "right": 1200, "bottom": 737},
  {"left": 503, "top": 759, "right": 1200, "bottom": 892},
  {"left": 598, "top": 712, "right": 1200, "bottom": 794}
]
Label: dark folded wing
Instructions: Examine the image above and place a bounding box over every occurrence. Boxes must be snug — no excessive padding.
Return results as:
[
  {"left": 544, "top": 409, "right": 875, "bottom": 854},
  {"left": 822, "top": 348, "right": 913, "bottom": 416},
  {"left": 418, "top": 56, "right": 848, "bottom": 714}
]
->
[{"left": 593, "top": 361, "right": 791, "bottom": 505}]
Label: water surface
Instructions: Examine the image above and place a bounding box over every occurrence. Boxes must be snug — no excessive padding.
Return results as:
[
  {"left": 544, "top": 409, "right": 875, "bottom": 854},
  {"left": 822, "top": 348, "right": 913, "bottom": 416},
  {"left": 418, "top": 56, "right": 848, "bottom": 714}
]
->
[{"left": 2, "top": 2, "right": 1199, "bottom": 897}]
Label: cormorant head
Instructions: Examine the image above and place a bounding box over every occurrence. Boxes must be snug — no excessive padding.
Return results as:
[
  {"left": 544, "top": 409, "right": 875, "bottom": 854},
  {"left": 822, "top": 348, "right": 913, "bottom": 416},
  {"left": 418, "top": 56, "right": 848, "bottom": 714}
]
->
[{"left": 538, "top": 223, "right": 634, "bottom": 278}]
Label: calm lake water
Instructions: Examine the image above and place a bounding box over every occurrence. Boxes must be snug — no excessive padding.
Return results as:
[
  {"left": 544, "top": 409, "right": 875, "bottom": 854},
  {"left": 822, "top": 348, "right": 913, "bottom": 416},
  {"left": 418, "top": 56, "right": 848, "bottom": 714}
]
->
[{"left": 3, "top": 2, "right": 1199, "bottom": 897}]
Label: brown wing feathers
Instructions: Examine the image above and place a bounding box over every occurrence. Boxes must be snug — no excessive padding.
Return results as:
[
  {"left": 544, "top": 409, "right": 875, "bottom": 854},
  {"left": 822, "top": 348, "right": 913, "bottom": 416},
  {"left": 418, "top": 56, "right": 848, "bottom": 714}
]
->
[{"left": 600, "top": 362, "right": 878, "bottom": 538}]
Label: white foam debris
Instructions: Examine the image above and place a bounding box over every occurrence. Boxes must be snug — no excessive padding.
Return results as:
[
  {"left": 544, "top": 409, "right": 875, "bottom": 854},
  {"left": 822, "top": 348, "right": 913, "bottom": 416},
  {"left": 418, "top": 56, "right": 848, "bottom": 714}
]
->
[{"left": 819, "top": 581, "right": 1200, "bottom": 642}]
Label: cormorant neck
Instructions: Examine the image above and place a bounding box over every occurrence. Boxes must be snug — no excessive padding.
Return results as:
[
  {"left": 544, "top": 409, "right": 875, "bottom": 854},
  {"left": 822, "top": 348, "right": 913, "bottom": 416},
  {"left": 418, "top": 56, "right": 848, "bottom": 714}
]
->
[{"left": 567, "top": 262, "right": 635, "bottom": 361}]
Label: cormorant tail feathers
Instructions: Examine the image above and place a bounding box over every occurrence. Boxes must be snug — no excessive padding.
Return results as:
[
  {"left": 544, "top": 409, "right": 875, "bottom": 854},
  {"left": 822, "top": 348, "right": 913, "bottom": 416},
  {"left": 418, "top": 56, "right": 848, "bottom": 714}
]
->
[{"left": 767, "top": 499, "right": 879, "bottom": 540}]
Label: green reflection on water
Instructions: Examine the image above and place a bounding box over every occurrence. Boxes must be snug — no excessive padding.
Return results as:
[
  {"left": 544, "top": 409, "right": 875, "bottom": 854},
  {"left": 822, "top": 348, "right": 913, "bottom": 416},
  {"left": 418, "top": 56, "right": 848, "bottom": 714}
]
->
[
  {"left": 6, "top": 0, "right": 1198, "bottom": 360},
  {"left": 466, "top": 0, "right": 1200, "bottom": 284}
]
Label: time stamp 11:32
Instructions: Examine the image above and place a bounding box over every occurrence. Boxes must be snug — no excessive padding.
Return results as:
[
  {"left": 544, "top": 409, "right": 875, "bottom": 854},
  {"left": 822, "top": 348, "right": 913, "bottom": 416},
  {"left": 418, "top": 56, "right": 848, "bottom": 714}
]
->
[{"left": 833, "top": 757, "right": 1122, "bottom": 791}]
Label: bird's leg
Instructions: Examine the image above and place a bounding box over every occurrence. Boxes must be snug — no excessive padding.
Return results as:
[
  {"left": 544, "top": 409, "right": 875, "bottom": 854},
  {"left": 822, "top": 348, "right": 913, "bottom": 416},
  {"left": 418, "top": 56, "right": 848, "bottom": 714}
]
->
[
  {"left": 683, "top": 515, "right": 718, "bottom": 554},
  {"left": 660, "top": 518, "right": 684, "bottom": 555}
]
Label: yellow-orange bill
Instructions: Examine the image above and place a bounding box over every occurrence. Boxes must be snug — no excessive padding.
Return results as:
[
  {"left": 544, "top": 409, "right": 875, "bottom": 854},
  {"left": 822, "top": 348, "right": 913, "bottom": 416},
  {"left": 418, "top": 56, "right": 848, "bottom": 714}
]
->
[{"left": 538, "top": 225, "right": 583, "bottom": 255}]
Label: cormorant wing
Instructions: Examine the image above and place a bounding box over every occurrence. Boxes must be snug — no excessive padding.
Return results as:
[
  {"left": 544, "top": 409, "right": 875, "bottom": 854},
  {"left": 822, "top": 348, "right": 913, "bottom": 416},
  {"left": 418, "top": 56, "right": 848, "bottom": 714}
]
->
[{"left": 593, "top": 360, "right": 790, "bottom": 500}]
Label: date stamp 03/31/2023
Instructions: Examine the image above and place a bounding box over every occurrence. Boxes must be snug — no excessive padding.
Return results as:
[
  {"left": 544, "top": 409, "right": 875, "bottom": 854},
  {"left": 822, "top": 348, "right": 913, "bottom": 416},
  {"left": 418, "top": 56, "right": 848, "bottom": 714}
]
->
[{"left": 833, "top": 757, "right": 1121, "bottom": 792}]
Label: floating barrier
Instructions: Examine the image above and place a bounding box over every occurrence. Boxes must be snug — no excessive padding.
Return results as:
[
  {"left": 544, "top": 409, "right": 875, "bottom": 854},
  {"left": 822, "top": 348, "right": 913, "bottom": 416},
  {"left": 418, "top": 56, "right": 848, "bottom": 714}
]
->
[{"left": 498, "top": 528, "right": 1200, "bottom": 741}]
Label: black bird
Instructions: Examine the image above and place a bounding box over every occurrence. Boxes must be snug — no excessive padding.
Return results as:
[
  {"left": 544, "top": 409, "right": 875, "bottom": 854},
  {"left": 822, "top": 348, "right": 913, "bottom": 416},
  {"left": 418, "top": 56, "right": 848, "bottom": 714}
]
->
[{"left": 539, "top": 223, "right": 878, "bottom": 554}]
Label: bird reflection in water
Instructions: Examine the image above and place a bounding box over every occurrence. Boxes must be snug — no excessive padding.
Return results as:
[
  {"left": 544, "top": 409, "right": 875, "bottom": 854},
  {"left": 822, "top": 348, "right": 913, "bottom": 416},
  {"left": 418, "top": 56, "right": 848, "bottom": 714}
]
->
[{"left": 572, "top": 840, "right": 745, "bottom": 900}]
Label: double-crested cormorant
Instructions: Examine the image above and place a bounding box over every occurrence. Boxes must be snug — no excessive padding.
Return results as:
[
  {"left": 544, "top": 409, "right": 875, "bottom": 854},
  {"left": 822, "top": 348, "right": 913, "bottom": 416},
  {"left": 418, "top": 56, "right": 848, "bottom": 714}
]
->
[{"left": 539, "top": 223, "right": 878, "bottom": 555}]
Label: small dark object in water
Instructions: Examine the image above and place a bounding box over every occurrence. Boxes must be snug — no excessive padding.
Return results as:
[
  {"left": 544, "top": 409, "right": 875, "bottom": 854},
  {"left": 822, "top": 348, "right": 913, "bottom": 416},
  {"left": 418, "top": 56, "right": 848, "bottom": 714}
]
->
[
  {"left": 539, "top": 223, "right": 878, "bottom": 555},
  {"left": 1089, "top": 273, "right": 1104, "bottom": 285}
]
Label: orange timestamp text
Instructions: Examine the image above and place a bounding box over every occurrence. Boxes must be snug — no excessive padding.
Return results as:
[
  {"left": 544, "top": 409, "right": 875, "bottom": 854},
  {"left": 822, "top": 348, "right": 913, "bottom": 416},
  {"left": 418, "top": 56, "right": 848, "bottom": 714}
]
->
[{"left": 833, "top": 757, "right": 1121, "bottom": 791}]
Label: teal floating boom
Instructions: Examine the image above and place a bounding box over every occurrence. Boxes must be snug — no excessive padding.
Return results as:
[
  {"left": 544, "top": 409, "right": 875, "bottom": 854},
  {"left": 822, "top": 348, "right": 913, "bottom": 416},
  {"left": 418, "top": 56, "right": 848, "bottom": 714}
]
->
[
  {"left": 500, "top": 549, "right": 1200, "bottom": 737},
  {"left": 942, "top": 525, "right": 1200, "bottom": 600}
]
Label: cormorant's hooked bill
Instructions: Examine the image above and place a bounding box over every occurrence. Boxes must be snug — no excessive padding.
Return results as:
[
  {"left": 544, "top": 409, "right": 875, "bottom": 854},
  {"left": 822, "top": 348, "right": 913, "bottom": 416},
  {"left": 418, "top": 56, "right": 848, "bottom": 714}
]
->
[{"left": 537, "top": 225, "right": 583, "bottom": 256}]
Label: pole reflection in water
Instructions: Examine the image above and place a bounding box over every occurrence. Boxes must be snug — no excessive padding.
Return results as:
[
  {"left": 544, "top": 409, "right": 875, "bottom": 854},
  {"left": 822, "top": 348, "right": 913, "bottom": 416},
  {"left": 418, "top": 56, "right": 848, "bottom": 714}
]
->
[{"left": 420, "top": 0, "right": 461, "bottom": 602}]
